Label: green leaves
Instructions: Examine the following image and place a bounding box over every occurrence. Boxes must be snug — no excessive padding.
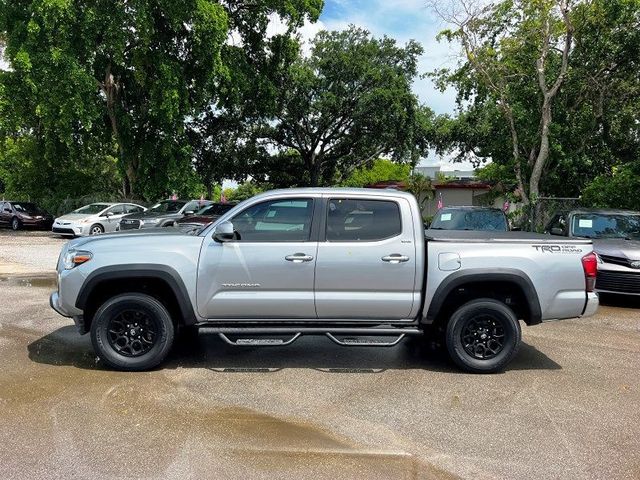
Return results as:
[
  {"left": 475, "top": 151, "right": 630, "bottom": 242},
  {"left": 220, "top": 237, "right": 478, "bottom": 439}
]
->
[
  {"left": 0, "top": 0, "right": 322, "bottom": 203},
  {"left": 269, "top": 26, "right": 425, "bottom": 186}
]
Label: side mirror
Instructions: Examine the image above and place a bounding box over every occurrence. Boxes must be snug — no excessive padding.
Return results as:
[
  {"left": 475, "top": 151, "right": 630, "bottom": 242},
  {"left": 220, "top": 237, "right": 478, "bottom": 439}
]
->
[
  {"left": 212, "top": 221, "right": 235, "bottom": 242},
  {"left": 550, "top": 227, "right": 564, "bottom": 236}
]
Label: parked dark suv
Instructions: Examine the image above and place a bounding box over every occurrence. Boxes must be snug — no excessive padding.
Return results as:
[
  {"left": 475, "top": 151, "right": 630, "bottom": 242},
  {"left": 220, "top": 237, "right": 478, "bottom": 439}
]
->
[
  {"left": 118, "top": 199, "right": 213, "bottom": 230},
  {"left": 0, "top": 201, "right": 54, "bottom": 231},
  {"left": 175, "top": 202, "right": 236, "bottom": 233},
  {"left": 546, "top": 209, "right": 640, "bottom": 295}
]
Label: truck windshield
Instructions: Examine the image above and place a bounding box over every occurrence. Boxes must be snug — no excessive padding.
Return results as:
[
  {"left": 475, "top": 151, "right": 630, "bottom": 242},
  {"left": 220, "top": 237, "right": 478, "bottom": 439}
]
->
[
  {"left": 571, "top": 213, "right": 640, "bottom": 239},
  {"left": 430, "top": 208, "right": 508, "bottom": 231}
]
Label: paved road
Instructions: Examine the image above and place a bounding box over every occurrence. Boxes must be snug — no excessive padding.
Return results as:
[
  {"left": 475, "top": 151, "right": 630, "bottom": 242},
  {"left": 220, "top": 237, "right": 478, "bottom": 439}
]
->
[{"left": 0, "top": 231, "right": 639, "bottom": 479}]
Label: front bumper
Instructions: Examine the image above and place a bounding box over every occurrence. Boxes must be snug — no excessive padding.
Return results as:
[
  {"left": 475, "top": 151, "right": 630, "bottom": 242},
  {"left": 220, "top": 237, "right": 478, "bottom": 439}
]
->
[
  {"left": 52, "top": 222, "right": 88, "bottom": 236},
  {"left": 50, "top": 291, "right": 86, "bottom": 334},
  {"left": 595, "top": 267, "right": 640, "bottom": 296},
  {"left": 49, "top": 291, "right": 68, "bottom": 317}
]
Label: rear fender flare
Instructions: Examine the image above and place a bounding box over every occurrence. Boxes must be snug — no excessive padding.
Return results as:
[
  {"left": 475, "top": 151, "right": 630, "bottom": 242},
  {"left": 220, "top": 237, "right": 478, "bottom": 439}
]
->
[{"left": 423, "top": 268, "right": 542, "bottom": 325}]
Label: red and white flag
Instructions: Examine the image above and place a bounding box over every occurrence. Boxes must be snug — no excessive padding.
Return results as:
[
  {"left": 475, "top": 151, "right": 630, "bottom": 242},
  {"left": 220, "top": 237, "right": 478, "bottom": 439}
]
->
[
  {"left": 436, "top": 193, "right": 443, "bottom": 210},
  {"left": 170, "top": 193, "right": 177, "bottom": 200},
  {"left": 220, "top": 193, "right": 227, "bottom": 204}
]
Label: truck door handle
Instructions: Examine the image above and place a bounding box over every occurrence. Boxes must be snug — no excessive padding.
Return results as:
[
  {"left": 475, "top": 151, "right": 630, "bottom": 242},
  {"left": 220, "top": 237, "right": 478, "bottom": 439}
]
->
[
  {"left": 285, "top": 253, "right": 314, "bottom": 263},
  {"left": 382, "top": 254, "right": 410, "bottom": 264}
]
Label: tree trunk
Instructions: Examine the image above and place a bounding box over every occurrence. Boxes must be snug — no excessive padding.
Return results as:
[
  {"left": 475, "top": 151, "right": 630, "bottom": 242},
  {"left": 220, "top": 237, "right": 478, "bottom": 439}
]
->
[
  {"left": 102, "top": 63, "right": 137, "bottom": 197},
  {"left": 307, "top": 152, "right": 320, "bottom": 187}
]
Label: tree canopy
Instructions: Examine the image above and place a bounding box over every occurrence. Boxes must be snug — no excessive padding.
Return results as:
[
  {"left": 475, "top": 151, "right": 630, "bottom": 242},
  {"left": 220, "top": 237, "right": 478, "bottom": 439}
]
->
[
  {"left": 0, "top": 0, "right": 322, "bottom": 202},
  {"left": 430, "top": 0, "right": 640, "bottom": 216},
  {"left": 266, "top": 26, "right": 427, "bottom": 186}
]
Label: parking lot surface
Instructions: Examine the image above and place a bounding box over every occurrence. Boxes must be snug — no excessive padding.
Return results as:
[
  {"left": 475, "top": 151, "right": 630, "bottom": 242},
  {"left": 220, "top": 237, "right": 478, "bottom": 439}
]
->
[{"left": 1, "top": 231, "right": 639, "bottom": 479}]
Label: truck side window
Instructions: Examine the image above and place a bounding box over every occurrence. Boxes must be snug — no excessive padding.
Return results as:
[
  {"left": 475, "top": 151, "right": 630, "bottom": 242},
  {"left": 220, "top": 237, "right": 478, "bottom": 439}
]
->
[
  {"left": 231, "top": 198, "right": 313, "bottom": 242},
  {"left": 326, "top": 198, "right": 401, "bottom": 241}
]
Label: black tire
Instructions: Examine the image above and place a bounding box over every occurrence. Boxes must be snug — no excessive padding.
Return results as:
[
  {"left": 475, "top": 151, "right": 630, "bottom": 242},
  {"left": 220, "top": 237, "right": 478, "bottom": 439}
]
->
[
  {"left": 11, "top": 217, "right": 21, "bottom": 231},
  {"left": 90, "top": 293, "right": 175, "bottom": 371},
  {"left": 445, "top": 298, "right": 521, "bottom": 374},
  {"left": 89, "top": 223, "right": 104, "bottom": 235}
]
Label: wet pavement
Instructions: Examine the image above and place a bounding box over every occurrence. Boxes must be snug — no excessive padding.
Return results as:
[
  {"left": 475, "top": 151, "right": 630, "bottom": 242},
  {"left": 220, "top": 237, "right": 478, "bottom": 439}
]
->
[{"left": 0, "top": 233, "right": 639, "bottom": 479}]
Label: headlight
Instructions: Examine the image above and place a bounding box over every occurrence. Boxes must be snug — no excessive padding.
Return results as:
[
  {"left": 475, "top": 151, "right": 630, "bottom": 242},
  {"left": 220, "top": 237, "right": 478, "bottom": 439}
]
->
[
  {"left": 80, "top": 218, "right": 93, "bottom": 223},
  {"left": 63, "top": 250, "right": 93, "bottom": 269}
]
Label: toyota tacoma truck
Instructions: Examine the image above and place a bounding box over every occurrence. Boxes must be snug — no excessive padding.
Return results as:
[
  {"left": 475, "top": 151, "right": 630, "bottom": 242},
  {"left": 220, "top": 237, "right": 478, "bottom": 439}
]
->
[{"left": 50, "top": 188, "right": 599, "bottom": 373}]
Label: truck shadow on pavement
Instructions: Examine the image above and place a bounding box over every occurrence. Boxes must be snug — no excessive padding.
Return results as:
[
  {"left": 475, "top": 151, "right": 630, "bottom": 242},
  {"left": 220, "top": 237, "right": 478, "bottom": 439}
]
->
[{"left": 27, "top": 325, "right": 561, "bottom": 373}]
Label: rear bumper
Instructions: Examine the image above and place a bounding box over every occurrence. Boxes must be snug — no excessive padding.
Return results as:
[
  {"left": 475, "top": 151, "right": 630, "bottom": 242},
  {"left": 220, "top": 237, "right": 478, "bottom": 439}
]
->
[{"left": 581, "top": 292, "right": 599, "bottom": 317}]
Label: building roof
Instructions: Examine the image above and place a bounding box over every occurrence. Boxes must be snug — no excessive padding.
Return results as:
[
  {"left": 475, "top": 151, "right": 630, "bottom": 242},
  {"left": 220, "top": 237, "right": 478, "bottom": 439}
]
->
[{"left": 434, "top": 179, "right": 492, "bottom": 190}]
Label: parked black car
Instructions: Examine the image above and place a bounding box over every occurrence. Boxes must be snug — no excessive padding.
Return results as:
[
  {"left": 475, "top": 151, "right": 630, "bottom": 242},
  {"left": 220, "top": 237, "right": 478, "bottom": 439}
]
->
[
  {"left": 118, "top": 199, "right": 213, "bottom": 230},
  {"left": 175, "top": 202, "right": 237, "bottom": 233},
  {"left": 545, "top": 209, "right": 640, "bottom": 295},
  {"left": 0, "top": 201, "right": 54, "bottom": 231},
  {"left": 430, "top": 206, "right": 510, "bottom": 231}
]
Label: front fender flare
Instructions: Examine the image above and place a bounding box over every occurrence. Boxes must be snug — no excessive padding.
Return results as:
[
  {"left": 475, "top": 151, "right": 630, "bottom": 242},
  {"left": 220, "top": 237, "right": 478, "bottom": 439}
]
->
[{"left": 75, "top": 264, "right": 198, "bottom": 325}]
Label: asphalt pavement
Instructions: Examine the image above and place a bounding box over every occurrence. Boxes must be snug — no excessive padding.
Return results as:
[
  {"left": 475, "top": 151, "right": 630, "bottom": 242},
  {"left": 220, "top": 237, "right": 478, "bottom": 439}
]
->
[{"left": 0, "top": 230, "right": 639, "bottom": 479}]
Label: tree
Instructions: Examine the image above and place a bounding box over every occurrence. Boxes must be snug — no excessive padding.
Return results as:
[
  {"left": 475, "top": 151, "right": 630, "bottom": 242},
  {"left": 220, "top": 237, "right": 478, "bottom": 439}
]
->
[
  {"left": 406, "top": 173, "right": 434, "bottom": 215},
  {"left": 340, "top": 159, "right": 411, "bottom": 187},
  {"left": 431, "top": 0, "right": 574, "bottom": 210},
  {"left": 269, "top": 26, "right": 425, "bottom": 186},
  {"left": 582, "top": 162, "right": 640, "bottom": 211},
  {"left": 0, "top": 0, "right": 322, "bottom": 199}
]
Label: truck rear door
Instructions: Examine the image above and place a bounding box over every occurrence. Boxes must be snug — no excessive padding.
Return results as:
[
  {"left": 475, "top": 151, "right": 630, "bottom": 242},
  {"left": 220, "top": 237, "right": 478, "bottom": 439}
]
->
[{"left": 314, "top": 196, "right": 417, "bottom": 320}]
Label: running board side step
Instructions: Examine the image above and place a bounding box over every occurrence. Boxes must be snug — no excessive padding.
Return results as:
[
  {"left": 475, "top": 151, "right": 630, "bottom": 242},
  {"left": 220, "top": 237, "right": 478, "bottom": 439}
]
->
[
  {"left": 218, "top": 332, "right": 301, "bottom": 346},
  {"left": 325, "top": 332, "right": 405, "bottom": 347},
  {"left": 198, "top": 326, "right": 422, "bottom": 348}
]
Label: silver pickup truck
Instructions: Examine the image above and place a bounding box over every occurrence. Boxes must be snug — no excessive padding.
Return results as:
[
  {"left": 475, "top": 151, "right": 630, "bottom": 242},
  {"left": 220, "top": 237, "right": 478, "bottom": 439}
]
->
[{"left": 50, "top": 188, "right": 599, "bottom": 373}]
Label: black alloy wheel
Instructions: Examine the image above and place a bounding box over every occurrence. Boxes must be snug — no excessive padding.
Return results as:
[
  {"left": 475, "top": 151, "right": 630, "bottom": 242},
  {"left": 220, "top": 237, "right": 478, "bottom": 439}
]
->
[
  {"left": 107, "top": 309, "right": 159, "bottom": 357},
  {"left": 91, "top": 293, "right": 175, "bottom": 371},
  {"left": 445, "top": 298, "right": 521, "bottom": 373},
  {"left": 460, "top": 314, "right": 506, "bottom": 360}
]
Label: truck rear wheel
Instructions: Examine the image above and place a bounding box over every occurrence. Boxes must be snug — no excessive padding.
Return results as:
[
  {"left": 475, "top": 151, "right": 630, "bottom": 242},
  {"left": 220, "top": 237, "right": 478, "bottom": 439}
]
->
[
  {"left": 90, "top": 293, "right": 175, "bottom": 371},
  {"left": 445, "top": 298, "right": 521, "bottom": 373}
]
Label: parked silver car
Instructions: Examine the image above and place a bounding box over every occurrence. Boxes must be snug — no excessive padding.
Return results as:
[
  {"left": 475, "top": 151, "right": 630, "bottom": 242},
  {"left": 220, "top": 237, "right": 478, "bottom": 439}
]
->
[
  {"left": 52, "top": 202, "right": 146, "bottom": 237},
  {"left": 546, "top": 209, "right": 640, "bottom": 295}
]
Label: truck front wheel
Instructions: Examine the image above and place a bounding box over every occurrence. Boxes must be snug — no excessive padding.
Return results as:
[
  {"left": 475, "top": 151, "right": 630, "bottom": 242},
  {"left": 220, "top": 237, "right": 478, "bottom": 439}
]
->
[
  {"left": 445, "top": 298, "right": 521, "bottom": 373},
  {"left": 90, "top": 293, "right": 175, "bottom": 371}
]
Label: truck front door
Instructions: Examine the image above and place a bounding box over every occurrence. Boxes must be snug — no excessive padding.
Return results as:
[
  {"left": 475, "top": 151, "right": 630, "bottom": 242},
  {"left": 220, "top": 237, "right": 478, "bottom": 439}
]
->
[
  {"left": 197, "top": 197, "right": 319, "bottom": 319},
  {"left": 314, "top": 197, "right": 417, "bottom": 320}
]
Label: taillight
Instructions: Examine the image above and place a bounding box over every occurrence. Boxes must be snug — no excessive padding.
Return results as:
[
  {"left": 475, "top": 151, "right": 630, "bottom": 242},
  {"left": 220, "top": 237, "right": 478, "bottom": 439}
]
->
[{"left": 582, "top": 252, "right": 598, "bottom": 292}]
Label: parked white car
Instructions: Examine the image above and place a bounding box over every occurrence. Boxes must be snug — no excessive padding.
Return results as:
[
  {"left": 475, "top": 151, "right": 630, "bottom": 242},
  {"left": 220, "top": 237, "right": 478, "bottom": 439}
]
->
[{"left": 52, "top": 202, "right": 146, "bottom": 237}]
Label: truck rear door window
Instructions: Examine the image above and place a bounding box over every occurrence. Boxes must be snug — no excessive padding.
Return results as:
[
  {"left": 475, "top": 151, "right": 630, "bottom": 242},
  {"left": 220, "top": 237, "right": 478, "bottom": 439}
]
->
[{"left": 326, "top": 198, "right": 401, "bottom": 241}]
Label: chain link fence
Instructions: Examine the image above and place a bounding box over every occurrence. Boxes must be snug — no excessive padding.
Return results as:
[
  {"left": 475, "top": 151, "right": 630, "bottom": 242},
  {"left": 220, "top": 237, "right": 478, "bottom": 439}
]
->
[{"left": 529, "top": 196, "right": 581, "bottom": 232}]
